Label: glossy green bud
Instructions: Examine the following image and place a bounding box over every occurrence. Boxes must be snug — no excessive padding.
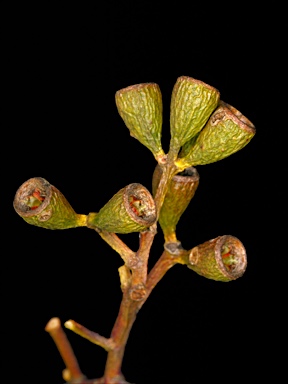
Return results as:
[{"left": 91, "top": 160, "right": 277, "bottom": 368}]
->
[
  {"left": 115, "top": 83, "right": 165, "bottom": 161},
  {"left": 187, "top": 235, "right": 247, "bottom": 282},
  {"left": 152, "top": 164, "right": 199, "bottom": 242},
  {"left": 87, "top": 183, "right": 156, "bottom": 234},
  {"left": 13, "top": 177, "right": 87, "bottom": 229},
  {"left": 170, "top": 76, "right": 220, "bottom": 151},
  {"left": 177, "top": 101, "right": 256, "bottom": 169}
]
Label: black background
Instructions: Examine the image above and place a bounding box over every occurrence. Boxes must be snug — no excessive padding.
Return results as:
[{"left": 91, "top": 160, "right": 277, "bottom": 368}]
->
[{"left": 3, "top": 3, "right": 282, "bottom": 384}]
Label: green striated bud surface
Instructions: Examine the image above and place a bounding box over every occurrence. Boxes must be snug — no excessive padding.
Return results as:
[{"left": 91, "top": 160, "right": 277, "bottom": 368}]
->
[
  {"left": 87, "top": 183, "right": 156, "bottom": 234},
  {"left": 152, "top": 164, "right": 199, "bottom": 242},
  {"left": 177, "top": 101, "right": 256, "bottom": 169},
  {"left": 13, "top": 177, "right": 87, "bottom": 229},
  {"left": 170, "top": 76, "right": 220, "bottom": 150},
  {"left": 187, "top": 235, "right": 247, "bottom": 282},
  {"left": 115, "top": 83, "right": 164, "bottom": 160},
  {"left": 179, "top": 132, "right": 200, "bottom": 158}
]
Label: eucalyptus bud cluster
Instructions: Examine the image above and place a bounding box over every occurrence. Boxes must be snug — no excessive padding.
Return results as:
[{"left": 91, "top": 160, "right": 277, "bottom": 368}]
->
[
  {"left": 14, "top": 75, "right": 255, "bottom": 283},
  {"left": 115, "top": 76, "right": 255, "bottom": 170}
]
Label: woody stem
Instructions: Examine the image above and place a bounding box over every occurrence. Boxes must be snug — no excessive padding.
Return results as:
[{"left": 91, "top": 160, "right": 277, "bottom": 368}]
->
[
  {"left": 103, "top": 291, "right": 138, "bottom": 383},
  {"left": 103, "top": 158, "right": 179, "bottom": 382},
  {"left": 45, "top": 317, "right": 84, "bottom": 381}
]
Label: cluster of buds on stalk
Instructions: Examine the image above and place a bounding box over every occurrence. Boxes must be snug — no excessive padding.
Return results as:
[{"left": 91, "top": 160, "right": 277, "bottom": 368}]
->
[
  {"left": 14, "top": 75, "right": 255, "bottom": 281},
  {"left": 13, "top": 75, "right": 255, "bottom": 383}
]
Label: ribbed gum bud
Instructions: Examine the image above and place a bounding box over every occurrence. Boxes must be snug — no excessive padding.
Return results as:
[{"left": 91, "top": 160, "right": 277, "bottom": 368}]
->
[
  {"left": 13, "top": 177, "right": 87, "bottom": 229},
  {"left": 152, "top": 164, "right": 199, "bottom": 242},
  {"left": 187, "top": 235, "right": 247, "bottom": 282},
  {"left": 177, "top": 101, "right": 256, "bottom": 169},
  {"left": 170, "top": 76, "right": 220, "bottom": 151},
  {"left": 87, "top": 183, "right": 156, "bottom": 234},
  {"left": 115, "top": 83, "right": 165, "bottom": 160}
]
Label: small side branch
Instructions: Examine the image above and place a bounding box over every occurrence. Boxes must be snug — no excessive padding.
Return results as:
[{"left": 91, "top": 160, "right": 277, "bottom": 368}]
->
[
  {"left": 145, "top": 250, "right": 177, "bottom": 293},
  {"left": 137, "top": 247, "right": 188, "bottom": 311},
  {"left": 95, "top": 229, "right": 136, "bottom": 266},
  {"left": 118, "top": 265, "right": 132, "bottom": 292},
  {"left": 45, "top": 317, "right": 85, "bottom": 381},
  {"left": 64, "top": 320, "right": 116, "bottom": 352}
]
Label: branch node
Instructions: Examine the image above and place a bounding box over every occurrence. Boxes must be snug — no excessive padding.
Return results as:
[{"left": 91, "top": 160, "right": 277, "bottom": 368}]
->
[
  {"left": 129, "top": 284, "right": 147, "bottom": 301},
  {"left": 164, "top": 241, "right": 183, "bottom": 255}
]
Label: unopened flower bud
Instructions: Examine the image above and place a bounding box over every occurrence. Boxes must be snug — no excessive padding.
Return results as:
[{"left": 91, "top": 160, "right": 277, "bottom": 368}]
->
[
  {"left": 87, "top": 183, "right": 156, "bottom": 234},
  {"left": 152, "top": 164, "right": 199, "bottom": 242},
  {"left": 13, "top": 177, "right": 87, "bottom": 229},
  {"left": 187, "top": 235, "right": 247, "bottom": 282},
  {"left": 170, "top": 76, "right": 220, "bottom": 151},
  {"left": 115, "top": 83, "right": 165, "bottom": 161},
  {"left": 177, "top": 101, "right": 256, "bottom": 169}
]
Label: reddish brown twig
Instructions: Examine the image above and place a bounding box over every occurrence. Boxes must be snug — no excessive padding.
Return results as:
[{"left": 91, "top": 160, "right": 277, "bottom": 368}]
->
[
  {"left": 45, "top": 317, "right": 85, "bottom": 382},
  {"left": 64, "top": 320, "right": 116, "bottom": 351}
]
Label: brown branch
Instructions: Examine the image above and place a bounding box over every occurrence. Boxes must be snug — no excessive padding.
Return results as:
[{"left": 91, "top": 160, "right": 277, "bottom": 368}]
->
[
  {"left": 130, "top": 223, "right": 157, "bottom": 288},
  {"left": 45, "top": 317, "right": 85, "bottom": 381},
  {"left": 137, "top": 247, "right": 188, "bottom": 311},
  {"left": 64, "top": 320, "right": 116, "bottom": 352},
  {"left": 103, "top": 291, "right": 138, "bottom": 382},
  {"left": 95, "top": 229, "right": 137, "bottom": 266}
]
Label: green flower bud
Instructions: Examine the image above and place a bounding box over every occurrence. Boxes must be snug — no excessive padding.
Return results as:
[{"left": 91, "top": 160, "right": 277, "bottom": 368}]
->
[
  {"left": 152, "top": 164, "right": 199, "bottom": 242},
  {"left": 187, "top": 235, "right": 247, "bottom": 282},
  {"left": 87, "top": 183, "right": 156, "bottom": 234},
  {"left": 115, "top": 83, "right": 165, "bottom": 161},
  {"left": 170, "top": 76, "right": 220, "bottom": 151},
  {"left": 177, "top": 101, "right": 256, "bottom": 169},
  {"left": 13, "top": 177, "right": 87, "bottom": 229}
]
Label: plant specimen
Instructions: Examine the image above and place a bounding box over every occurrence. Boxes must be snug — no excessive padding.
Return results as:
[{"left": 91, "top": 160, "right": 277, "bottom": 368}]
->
[{"left": 13, "top": 76, "right": 255, "bottom": 384}]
